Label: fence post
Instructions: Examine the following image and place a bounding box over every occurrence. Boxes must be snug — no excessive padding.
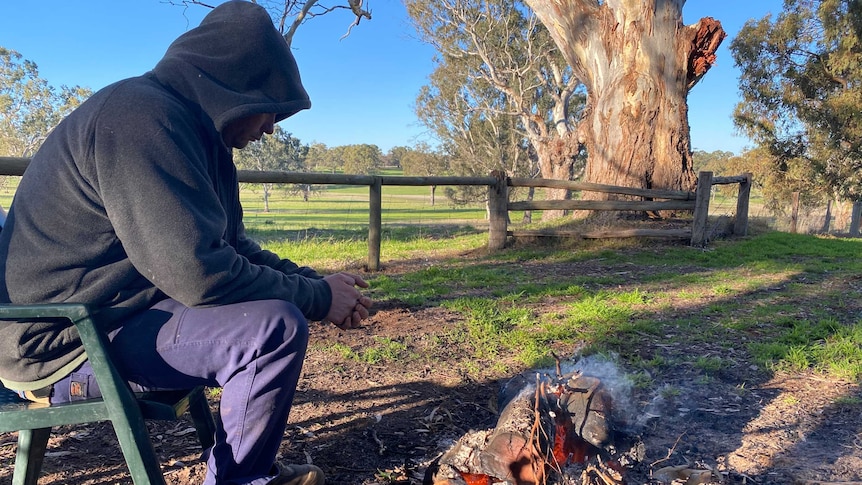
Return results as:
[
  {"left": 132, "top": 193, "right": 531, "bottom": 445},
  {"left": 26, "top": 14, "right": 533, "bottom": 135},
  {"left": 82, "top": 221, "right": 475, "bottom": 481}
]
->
[
  {"left": 733, "top": 172, "right": 752, "bottom": 236},
  {"left": 690, "top": 171, "right": 713, "bottom": 247},
  {"left": 367, "top": 177, "right": 382, "bottom": 271},
  {"left": 488, "top": 170, "right": 508, "bottom": 250}
]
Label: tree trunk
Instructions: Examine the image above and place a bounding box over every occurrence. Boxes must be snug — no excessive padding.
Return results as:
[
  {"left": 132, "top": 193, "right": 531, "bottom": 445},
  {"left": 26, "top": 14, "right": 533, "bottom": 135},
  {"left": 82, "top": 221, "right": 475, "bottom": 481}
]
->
[
  {"left": 820, "top": 199, "right": 833, "bottom": 234},
  {"left": 526, "top": 0, "right": 725, "bottom": 212},
  {"left": 791, "top": 192, "right": 800, "bottom": 233},
  {"left": 849, "top": 201, "right": 861, "bottom": 237},
  {"left": 522, "top": 186, "right": 535, "bottom": 224},
  {"left": 533, "top": 132, "right": 580, "bottom": 219}
]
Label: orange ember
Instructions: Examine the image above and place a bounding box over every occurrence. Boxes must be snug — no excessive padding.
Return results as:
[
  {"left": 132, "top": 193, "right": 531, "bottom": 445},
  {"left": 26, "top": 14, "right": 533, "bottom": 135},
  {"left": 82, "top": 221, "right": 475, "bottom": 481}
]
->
[
  {"left": 552, "top": 421, "right": 593, "bottom": 465},
  {"left": 458, "top": 471, "right": 494, "bottom": 485}
]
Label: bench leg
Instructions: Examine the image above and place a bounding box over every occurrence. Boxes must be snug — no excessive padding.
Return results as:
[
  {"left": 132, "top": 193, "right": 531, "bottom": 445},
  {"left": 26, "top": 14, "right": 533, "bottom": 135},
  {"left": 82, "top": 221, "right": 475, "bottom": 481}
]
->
[
  {"left": 112, "top": 412, "right": 166, "bottom": 485},
  {"left": 188, "top": 388, "right": 216, "bottom": 451},
  {"left": 13, "top": 427, "right": 51, "bottom": 485}
]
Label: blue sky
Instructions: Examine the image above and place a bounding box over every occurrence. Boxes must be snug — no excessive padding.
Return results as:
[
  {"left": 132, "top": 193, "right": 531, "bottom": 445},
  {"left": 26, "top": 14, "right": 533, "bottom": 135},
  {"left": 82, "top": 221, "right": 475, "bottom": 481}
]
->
[{"left": 2, "top": 0, "right": 784, "bottom": 155}]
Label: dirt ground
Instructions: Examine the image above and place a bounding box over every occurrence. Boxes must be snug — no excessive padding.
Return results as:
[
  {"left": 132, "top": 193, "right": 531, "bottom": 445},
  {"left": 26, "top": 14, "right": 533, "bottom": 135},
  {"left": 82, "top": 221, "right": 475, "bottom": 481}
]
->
[{"left": 1, "top": 246, "right": 860, "bottom": 485}]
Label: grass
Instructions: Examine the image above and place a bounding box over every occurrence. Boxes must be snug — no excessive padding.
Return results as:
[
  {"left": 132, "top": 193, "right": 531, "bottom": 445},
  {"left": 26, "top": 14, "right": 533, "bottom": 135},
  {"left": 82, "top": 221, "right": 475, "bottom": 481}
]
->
[
  {"left": 269, "top": 228, "right": 860, "bottom": 387},
  {"left": 348, "top": 229, "right": 862, "bottom": 383},
  {"left": 324, "top": 337, "right": 412, "bottom": 365}
]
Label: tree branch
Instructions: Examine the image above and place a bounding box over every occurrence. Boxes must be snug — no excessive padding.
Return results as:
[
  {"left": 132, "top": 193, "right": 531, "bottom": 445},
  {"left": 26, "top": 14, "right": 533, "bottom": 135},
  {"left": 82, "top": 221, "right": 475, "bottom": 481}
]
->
[
  {"left": 340, "top": 0, "right": 373, "bottom": 41},
  {"left": 284, "top": 0, "right": 319, "bottom": 47}
]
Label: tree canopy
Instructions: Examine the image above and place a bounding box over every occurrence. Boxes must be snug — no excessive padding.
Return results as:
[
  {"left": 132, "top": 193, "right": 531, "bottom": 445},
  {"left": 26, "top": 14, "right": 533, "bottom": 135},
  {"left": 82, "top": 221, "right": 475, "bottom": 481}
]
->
[
  {"left": 406, "top": 0, "right": 583, "bottom": 215},
  {"left": 0, "top": 47, "right": 91, "bottom": 157},
  {"left": 732, "top": 0, "right": 862, "bottom": 201}
]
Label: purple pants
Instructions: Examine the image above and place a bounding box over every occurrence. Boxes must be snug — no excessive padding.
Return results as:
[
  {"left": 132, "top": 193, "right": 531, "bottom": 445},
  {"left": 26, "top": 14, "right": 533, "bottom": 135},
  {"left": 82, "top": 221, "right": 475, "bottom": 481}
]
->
[{"left": 50, "top": 298, "right": 309, "bottom": 485}]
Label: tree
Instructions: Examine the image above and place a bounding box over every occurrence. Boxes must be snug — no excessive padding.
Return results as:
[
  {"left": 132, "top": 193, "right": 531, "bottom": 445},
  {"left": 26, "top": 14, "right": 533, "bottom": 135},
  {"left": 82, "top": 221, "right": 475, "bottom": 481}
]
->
[
  {"left": 525, "top": 0, "right": 726, "bottom": 204},
  {"left": 233, "top": 126, "right": 308, "bottom": 211},
  {"left": 691, "top": 149, "right": 736, "bottom": 174},
  {"left": 399, "top": 142, "right": 450, "bottom": 205},
  {"left": 305, "top": 143, "right": 340, "bottom": 173},
  {"left": 384, "top": 146, "right": 410, "bottom": 169},
  {"left": 731, "top": 0, "right": 862, "bottom": 203},
  {"left": 339, "top": 144, "right": 382, "bottom": 175},
  {"left": 0, "top": 47, "right": 91, "bottom": 157},
  {"left": 406, "top": 0, "right": 585, "bottom": 219},
  {"left": 726, "top": 147, "right": 823, "bottom": 215},
  {"left": 415, "top": 57, "right": 536, "bottom": 208}
]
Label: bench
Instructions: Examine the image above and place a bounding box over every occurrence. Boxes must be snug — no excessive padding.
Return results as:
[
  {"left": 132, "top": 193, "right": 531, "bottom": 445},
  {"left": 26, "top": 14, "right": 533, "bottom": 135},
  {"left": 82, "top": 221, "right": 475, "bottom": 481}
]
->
[{"left": 0, "top": 303, "right": 216, "bottom": 485}]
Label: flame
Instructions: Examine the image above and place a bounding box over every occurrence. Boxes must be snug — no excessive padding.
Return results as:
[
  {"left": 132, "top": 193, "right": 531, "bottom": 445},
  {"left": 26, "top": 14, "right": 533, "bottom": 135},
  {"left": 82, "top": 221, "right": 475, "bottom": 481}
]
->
[
  {"left": 552, "top": 420, "right": 594, "bottom": 465},
  {"left": 458, "top": 471, "right": 494, "bottom": 485}
]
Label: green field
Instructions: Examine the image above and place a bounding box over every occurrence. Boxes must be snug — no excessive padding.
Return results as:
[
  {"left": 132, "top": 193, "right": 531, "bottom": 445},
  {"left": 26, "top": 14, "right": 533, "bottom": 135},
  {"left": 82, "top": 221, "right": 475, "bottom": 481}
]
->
[
  {"left": 0, "top": 173, "right": 490, "bottom": 230},
  {"left": 241, "top": 183, "right": 488, "bottom": 231}
]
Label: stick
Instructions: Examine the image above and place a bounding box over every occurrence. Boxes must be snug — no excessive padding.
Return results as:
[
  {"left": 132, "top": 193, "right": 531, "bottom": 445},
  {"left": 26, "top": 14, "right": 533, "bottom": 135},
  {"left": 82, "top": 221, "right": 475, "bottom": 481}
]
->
[{"left": 649, "top": 432, "right": 686, "bottom": 468}]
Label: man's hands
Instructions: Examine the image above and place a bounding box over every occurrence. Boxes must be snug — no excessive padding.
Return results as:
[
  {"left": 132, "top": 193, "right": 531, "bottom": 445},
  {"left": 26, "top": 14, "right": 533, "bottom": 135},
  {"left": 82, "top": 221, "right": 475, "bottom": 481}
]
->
[{"left": 323, "top": 272, "right": 372, "bottom": 329}]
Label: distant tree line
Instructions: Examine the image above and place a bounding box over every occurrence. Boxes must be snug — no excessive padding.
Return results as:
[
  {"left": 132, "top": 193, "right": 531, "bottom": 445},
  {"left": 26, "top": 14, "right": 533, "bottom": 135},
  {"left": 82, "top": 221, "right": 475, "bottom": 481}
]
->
[
  {"left": 0, "top": 47, "right": 91, "bottom": 158},
  {"left": 233, "top": 134, "right": 448, "bottom": 211}
]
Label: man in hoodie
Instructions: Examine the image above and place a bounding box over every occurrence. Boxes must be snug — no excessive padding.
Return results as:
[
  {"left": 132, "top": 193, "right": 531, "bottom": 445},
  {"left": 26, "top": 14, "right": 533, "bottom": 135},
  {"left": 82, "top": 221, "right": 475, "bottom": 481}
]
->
[{"left": 0, "top": 1, "right": 371, "bottom": 484}]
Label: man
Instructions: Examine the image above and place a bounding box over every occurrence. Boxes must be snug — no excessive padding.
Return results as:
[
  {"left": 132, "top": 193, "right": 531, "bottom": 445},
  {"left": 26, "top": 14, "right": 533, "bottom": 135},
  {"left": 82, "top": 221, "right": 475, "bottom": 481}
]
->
[{"left": 0, "top": 1, "right": 372, "bottom": 484}]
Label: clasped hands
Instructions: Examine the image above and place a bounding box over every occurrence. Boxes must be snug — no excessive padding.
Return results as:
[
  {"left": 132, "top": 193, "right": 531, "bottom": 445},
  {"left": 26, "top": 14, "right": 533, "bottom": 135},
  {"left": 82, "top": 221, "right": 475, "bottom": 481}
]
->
[{"left": 323, "top": 272, "right": 372, "bottom": 329}]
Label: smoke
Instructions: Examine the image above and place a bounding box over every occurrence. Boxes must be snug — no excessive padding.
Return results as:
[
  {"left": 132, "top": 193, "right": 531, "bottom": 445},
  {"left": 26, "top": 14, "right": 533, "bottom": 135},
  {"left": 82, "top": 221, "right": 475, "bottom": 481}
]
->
[{"left": 499, "top": 353, "right": 662, "bottom": 435}]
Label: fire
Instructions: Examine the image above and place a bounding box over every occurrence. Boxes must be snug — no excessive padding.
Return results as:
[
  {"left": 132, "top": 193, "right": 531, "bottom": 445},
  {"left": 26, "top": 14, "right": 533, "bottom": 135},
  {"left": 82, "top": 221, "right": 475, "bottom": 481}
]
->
[
  {"left": 551, "top": 421, "right": 593, "bottom": 465},
  {"left": 458, "top": 472, "right": 494, "bottom": 485},
  {"left": 427, "top": 357, "right": 643, "bottom": 485}
]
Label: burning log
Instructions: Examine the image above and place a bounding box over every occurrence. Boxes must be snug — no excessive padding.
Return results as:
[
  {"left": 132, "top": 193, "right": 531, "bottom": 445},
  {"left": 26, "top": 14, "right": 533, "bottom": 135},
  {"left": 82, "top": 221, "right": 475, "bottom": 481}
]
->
[
  {"left": 425, "top": 363, "right": 644, "bottom": 485},
  {"left": 429, "top": 387, "right": 548, "bottom": 485}
]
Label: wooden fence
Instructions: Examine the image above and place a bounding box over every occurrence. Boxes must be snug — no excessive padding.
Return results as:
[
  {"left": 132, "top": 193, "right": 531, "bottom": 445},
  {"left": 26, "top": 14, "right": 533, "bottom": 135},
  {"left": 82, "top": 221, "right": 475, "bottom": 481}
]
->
[{"left": 0, "top": 157, "right": 750, "bottom": 270}]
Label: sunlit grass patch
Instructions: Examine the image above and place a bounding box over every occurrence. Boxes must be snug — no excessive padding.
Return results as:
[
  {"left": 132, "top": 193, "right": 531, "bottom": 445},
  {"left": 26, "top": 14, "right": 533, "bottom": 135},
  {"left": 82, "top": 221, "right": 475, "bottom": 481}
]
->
[
  {"left": 750, "top": 319, "right": 862, "bottom": 380},
  {"left": 319, "top": 337, "right": 411, "bottom": 365}
]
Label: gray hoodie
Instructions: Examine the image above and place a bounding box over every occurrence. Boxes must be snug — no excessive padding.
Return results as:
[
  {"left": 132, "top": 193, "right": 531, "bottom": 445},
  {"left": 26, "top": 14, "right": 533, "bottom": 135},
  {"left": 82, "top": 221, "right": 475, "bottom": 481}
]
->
[{"left": 0, "top": 0, "right": 332, "bottom": 389}]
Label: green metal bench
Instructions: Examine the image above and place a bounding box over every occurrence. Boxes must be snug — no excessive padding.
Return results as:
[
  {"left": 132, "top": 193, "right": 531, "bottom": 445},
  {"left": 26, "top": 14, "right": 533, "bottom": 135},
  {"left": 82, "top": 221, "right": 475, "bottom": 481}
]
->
[{"left": 0, "top": 303, "right": 217, "bottom": 485}]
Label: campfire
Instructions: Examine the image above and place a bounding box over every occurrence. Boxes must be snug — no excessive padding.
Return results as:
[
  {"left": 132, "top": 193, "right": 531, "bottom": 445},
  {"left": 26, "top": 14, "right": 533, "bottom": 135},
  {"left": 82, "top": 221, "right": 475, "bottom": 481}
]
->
[{"left": 424, "top": 356, "right": 646, "bottom": 485}]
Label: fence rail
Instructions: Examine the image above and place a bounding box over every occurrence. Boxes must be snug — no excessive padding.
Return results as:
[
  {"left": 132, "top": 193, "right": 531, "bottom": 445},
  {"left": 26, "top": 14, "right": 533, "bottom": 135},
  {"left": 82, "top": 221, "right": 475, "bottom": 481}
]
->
[{"left": 0, "top": 157, "right": 751, "bottom": 270}]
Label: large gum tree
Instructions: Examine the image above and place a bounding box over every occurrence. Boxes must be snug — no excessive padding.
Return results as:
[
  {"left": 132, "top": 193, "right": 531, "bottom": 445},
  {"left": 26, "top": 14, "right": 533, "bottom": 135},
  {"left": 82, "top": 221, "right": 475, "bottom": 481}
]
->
[{"left": 525, "top": 0, "right": 726, "bottom": 200}]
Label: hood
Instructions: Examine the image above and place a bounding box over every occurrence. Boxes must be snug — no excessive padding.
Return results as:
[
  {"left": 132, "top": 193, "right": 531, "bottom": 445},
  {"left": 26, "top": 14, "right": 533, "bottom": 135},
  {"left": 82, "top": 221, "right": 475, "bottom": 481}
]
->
[{"left": 152, "top": 0, "right": 311, "bottom": 132}]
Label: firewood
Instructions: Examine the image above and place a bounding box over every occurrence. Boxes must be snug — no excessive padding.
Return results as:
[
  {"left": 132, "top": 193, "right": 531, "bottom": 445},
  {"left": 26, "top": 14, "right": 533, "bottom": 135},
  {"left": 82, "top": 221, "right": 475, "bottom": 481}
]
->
[
  {"left": 436, "top": 387, "right": 549, "bottom": 484},
  {"left": 559, "top": 374, "right": 614, "bottom": 449}
]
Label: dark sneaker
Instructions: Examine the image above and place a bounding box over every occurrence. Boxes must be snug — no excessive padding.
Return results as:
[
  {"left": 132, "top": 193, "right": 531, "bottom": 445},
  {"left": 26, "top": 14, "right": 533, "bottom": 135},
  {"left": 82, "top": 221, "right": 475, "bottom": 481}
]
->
[{"left": 269, "top": 464, "right": 325, "bottom": 485}]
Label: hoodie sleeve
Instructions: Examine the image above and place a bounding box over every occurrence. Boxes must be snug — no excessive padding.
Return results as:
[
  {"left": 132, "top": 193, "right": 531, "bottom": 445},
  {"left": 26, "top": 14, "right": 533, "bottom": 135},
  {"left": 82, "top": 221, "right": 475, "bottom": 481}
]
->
[{"left": 90, "top": 85, "right": 331, "bottom": 320}]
